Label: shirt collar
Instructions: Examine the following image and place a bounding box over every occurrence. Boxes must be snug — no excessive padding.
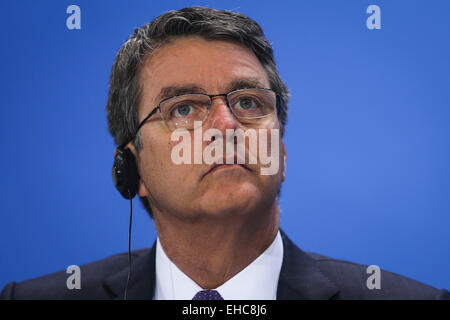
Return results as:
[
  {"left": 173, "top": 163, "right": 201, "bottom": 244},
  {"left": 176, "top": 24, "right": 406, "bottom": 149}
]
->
[{"left": 154, "top": 230, "right": 283, "bottom": 300}]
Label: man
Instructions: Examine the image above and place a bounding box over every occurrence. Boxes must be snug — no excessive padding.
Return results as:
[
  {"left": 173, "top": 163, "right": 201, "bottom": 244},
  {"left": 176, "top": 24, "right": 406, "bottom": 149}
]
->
[{"left": 1, "top": 7, "right": 448, "bottom": 300}]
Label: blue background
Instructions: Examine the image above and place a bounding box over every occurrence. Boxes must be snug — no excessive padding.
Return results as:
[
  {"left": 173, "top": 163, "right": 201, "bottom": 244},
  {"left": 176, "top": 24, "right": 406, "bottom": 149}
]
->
[{"left": 0, "top": 0, "right": 449, "bottom": 291}]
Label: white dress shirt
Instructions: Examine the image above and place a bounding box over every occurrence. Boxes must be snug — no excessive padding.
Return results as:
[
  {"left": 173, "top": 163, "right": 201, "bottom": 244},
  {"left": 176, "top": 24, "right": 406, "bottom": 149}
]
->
[{"left": 154, "top": 230, "right": 284, "bottom": 300}]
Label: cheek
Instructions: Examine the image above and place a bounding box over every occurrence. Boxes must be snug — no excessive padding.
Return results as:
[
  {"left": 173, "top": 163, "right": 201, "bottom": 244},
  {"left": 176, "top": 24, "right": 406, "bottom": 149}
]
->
[
  {"left": 138, "top": 130, "right": 199, "bottom": 193},
  {"left": 138, "top": 133, "right": 176, "bottom": 184}
]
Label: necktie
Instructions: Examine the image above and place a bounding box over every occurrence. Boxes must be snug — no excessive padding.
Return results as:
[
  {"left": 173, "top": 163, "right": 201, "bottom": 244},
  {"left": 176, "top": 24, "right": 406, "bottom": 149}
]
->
[{"left": 192, "top": 290, "right": 224, "bottom": 300}]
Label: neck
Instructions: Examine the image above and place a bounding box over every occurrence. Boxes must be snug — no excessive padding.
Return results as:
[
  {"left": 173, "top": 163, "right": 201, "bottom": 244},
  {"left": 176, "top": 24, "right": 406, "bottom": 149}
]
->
[{"left": 153, "top": 201, "right": 280, "bottom": 289}]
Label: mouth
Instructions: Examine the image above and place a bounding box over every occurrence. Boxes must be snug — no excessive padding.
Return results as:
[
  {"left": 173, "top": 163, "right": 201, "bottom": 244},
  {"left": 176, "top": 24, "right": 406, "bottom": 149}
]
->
[{"left": 202, "top": 156, "right": 251, "bottom": 179}]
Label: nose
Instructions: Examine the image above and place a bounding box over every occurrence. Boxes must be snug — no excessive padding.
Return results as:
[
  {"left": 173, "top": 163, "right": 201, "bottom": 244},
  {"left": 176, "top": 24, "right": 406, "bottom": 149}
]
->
[{"left": 204, "top": 96, "right": 240, "bottom": 132}]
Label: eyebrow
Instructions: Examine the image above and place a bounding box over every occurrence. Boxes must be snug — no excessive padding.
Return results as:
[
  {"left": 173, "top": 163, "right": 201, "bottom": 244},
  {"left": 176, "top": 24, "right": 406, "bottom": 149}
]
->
[
  {"left": 155, "top": 78, "right": 268, "bottom": 104},
  {"left": 156, "top": 84, "right": 206, "bottom": 104},
  {"left": 226, "top": 78, "right": 268, "bottom": 92}
]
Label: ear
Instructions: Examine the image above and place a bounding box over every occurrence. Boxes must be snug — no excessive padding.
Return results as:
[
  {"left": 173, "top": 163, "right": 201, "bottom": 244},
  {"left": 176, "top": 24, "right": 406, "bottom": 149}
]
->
[
  {"left": 124, "top": 142, "right": 150, "bottom": 198},
  {"left": 281, "top": 140, "right": 286, "bottom": 182}
]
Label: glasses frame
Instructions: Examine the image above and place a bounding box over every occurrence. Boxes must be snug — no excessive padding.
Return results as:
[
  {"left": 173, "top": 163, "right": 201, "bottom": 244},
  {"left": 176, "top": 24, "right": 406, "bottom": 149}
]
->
[{"left": 133, "top": 87, "right": 282, "bottom": 137}]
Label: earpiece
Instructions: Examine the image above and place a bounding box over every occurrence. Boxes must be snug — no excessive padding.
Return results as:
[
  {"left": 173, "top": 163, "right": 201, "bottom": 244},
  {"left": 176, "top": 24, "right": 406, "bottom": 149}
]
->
[
  {"left": 112, "top": 145, "right": 138, "bottom": 299},
  {"left": 112, "top": 145, "right": 140, "bottom": 199}
]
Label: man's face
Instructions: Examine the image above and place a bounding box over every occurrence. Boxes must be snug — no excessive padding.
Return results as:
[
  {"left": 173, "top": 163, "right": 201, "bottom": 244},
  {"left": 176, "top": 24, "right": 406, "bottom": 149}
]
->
[{"left": 134, "top": 37, "right": 286, "bottom": 220}]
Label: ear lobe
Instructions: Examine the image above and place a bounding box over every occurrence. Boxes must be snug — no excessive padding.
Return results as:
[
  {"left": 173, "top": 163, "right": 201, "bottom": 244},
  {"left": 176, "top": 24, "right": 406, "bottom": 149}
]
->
[
  {"left": 138, "top": 180, "right": 150, "bottom": 197},
  {"left": 125, "top": 142, "right": 138, "bottom": 158}
]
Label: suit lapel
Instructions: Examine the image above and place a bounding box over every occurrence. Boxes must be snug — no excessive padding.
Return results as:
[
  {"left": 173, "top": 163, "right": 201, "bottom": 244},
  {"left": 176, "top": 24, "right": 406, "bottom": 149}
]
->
[
  {"left": 103, "top": 241, "right": 157, "bottom": 300},
  {"left": 277, "top": 230, "right": 340, "bottom": 300}
]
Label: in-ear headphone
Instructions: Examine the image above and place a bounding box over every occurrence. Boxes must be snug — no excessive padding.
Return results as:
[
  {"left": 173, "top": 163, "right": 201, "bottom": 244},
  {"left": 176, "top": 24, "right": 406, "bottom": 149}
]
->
[{"left": 112, "top": 144, "right": 140, "bottom": 199}]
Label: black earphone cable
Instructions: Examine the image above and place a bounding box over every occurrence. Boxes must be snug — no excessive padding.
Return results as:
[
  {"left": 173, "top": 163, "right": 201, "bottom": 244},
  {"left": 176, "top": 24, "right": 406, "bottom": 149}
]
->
[{"left": 123, "top": 191, "right": 133, "bottom": 300}]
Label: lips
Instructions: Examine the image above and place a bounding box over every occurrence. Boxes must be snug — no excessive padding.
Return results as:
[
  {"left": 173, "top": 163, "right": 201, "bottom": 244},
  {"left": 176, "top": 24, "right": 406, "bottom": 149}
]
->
[{"left": 202, "top": 155, "right": 251, "bottom": 178}]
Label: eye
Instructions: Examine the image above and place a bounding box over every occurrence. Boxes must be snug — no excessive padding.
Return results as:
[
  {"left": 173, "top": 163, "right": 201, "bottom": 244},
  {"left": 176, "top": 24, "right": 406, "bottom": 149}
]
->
[
  {"left": 172, "top": 104, "right": 195, "bottom": 117},
  {"left": 234, "top": 97, "right": 258, "bottom": 110}
]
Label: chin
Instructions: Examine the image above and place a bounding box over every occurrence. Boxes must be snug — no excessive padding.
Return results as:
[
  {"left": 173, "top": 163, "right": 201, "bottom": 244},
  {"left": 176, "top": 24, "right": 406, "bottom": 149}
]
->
[{"left": 199, "top": 186, "right": 267, "bottom": 217}]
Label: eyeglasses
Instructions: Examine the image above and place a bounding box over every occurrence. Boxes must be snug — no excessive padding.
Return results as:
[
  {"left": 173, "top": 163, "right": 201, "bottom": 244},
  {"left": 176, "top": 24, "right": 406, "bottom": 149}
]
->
[{"left": 134, "top": 88, "right": 281, "bottom": 134}]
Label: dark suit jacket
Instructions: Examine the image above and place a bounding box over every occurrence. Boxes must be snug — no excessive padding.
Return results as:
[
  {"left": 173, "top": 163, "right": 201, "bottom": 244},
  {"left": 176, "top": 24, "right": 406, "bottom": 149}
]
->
[{"left": 1, "top": 230, "right": 449, "bottom": 299}]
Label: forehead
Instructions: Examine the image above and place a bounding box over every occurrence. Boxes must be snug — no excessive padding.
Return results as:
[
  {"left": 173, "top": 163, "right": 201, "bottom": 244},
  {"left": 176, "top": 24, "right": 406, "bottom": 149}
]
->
[{"left": 138, "top": 37, "right": 270, "bottom": 109}]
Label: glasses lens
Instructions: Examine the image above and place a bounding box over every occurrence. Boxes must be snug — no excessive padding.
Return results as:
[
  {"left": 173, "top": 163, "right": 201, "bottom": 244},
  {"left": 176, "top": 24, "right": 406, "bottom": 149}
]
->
[
  {"left": 227, "top": 89, "right": 276, "bottom": 119},
  {"left": 160, "top": 94, "right": 210, "bottom": 130}
]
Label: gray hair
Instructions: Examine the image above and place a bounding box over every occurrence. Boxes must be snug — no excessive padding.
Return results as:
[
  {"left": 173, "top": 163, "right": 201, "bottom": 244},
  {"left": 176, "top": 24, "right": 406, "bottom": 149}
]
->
[{"left": 106, "top": 6, "right": 289, "bottom": 217}]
